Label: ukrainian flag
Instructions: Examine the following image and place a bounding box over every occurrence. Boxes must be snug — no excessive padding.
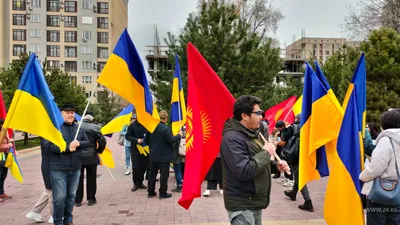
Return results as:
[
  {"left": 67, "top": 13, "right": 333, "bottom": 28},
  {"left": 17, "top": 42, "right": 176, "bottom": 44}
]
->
[
  {"left": 101, "top": 104, "right": 134, "bottom": 135},
  {"left": 99, "top": 147, "right": 115, "bottom": 168},
  {"left": 171, "top": 54, "right": 186, "bottom": 136},
  {"left": 3, "top": 53, "right": 66, "bottom": 152},
  {"left": 97, "top": 29, "right": 160, "bottom": 133},
  {"left": 5, "top": 146, "right": 23, "bottom": 183},
  {"left": 324, "top": 54, "right": 366, "bottom": 225},
  {"left": 298, "top": 63, "right": 343, "bottom": 190}
]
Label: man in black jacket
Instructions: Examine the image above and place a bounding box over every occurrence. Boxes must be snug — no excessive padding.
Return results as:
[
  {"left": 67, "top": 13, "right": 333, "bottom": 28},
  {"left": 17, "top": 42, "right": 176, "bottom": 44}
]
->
[
  {"left": 145, "top": 110, "right": 182, "bottom": 199},
  {"left": 220, "top": 95, "right": 289, "bottom": 225},
  {"left": 42, "top": 104, "right": 89, "bottom": 225},
  {"left": 125, "top": 115, "right": 149, "bottom": 192},
  {"left": 75, "top": 112, "right": 106, "bottom": 207}
]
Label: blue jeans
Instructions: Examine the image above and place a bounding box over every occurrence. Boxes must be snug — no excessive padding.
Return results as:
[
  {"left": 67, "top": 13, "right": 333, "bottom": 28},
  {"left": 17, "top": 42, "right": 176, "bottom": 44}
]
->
[
  {"left": 174, "top": 164, "right": 183, "bottom": 187},
  {"left": 51, "top": 169, "right": 81, "bottom": 225},
  {"left": 367, "top": 200, "right": 400, "bottom": 225},
  {"left": 125, "top": 145, "right": 131, "bottom": 167}
]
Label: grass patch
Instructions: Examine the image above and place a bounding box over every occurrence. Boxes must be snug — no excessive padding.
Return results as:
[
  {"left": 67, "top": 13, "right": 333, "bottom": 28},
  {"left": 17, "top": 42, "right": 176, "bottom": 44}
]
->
[{"left": 15, "top": 137, "right": 41, "bottom": 151}]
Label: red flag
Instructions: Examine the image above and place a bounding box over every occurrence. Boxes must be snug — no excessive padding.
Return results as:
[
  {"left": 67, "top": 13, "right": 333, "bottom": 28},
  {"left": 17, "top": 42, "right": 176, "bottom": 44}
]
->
[
  {"left": 0, "top": 90, "right": 13, "bottom": 138},
  {"left": 178, "top": 43, "right": 235, "bottom": 209},
  {"left": 264, "top": 96, "right": 297, "bottom": 133}
]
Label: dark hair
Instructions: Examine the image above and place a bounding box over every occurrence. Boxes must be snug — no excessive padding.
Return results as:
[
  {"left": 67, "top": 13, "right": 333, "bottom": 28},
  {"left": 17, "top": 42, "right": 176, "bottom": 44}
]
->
[
  {"left": 233, "top": 95, "right": 262, "bottom": 121},
  {"left": 368, "top": 122, "right": 380, "bottom": 140},
  {"left": 381, "top": 110, "right": 400, "bottom": 130}
]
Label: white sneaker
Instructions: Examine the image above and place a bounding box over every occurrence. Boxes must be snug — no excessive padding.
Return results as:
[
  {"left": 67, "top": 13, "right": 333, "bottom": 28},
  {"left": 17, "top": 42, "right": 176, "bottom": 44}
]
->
[
  {"left": 48, "top": 216, "right": 54, "bottom": 224},
  {"left": 283, "top": 180, "right": 294, "bottom": 187},
  {"left": 26, "top": 211, "right": 44, "bottom": 223},
  {"left": 203, "top": 190, "right": 211, "bottom": 196},
  {"left": 125, "top": 167, "right": 130, "bottom": 175},
  {"left": 219, "top": 190, "right": 223, "bottom": 195},
  {"left": 279, "top": 178, "right": 289, "bottom": 184}
]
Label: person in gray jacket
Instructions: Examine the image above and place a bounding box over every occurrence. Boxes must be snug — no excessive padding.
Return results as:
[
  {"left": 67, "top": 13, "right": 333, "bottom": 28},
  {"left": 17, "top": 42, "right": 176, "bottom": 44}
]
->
[
  {"left": 75, "top": 112, "right": 106, "bottom": 207},
  {"left": 360, "top": 110, "right": 400, "bottom": 225}
]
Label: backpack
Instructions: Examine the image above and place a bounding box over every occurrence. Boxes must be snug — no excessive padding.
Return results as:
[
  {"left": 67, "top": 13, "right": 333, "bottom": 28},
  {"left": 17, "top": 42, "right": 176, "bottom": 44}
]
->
[
  {"left": 117, "top": 125, "right": 127, "bottom": 146},
  {"left": 281, "top": 124, "right": 300, "bottom": 164}
]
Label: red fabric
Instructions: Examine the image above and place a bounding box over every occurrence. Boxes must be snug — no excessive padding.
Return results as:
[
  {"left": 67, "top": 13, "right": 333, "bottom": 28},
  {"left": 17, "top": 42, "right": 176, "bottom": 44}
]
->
[
  {"left": 178, "top": 43, "right": 235, "bottom": 209},
  {"left": 264, "top": 96, "right": 297, "bottom": 133},
  {"left": 0, "top": 90, "right": 13, "bottom": 139}
]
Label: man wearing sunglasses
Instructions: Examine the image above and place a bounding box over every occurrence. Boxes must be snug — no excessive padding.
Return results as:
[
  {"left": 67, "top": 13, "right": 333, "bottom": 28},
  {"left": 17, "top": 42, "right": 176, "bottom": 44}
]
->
[{"left": 220, "top": 95, "right": 290, "bottom": 225}]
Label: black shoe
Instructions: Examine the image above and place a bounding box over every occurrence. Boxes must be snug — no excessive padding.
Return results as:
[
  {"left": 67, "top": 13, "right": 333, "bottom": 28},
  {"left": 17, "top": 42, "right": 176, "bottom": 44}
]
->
[
  {"left": 148, "top": 192, "right": 157, "bottom": 198},
  {"left": 284, "top": 190, "right": 297, "bottom": 201},
  {"left": 75, "top": 202, "right": 82, "bottom": 207},
  {"left": 88, "top": 199, "right": 97, "bottom": 206},
  {"left": 139, "top": 184, "right": 147, "bottom": 189},
  {"left": 172, "top": 186, "right": 182, "bottom": 193},
  {"left": 131, "top": 186, "right": 139, "bottom": 192},
  {"left": 299, "top": 200, "right": 314, "bottom": 212},
  {"left": 159, "top": 193, "right": 172, "bottom": 199},
  {"left": 273, "top": 173, "right": 280, "bottom": 179}
]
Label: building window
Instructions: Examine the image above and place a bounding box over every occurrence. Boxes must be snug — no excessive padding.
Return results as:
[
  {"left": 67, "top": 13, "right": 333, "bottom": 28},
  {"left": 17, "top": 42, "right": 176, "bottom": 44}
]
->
[
  {"left": 81, "top": 61, "right": 92, "bottom": 70},
  {"left": 97, "top": 17, "right": 108, "bottom": 29},
  {"left": 82, "top": 0, "right": 91, "bottom": 9},
  {"left": 47, "top": 15, "right": 60, "bottom": 27},
  {"left": 47, "top": 30, "right": 60, "bottom": 42},
  {"left": 82, "top": 31, "right": 91, "bottom": 40},
  {"left": 65, "top": 31, "right": 77, "bottom": 42},
  {"left": 325, "top": 50, "right": 330, "bottom": 55},
  {"left": 13, "top": 14, "right": 26, "bottom": 25},
  {"left": 97, "top": 32, "right": 108, "bottom": 43},
  {"left": 98, "top": 2, "right": 108, "bottom": 14},
  {"left": 13, "top": 29, "right": 26, "bottom": 41},
  {"left": 81, "top": 46, "right": 92, "bottom": 54},
  {"left": 30, "top": 29, "right": 41, "bottom": 38},
  {"left": 65, "top": 61, "right": 77, "bottom": 72},
  {"left": 82, "top": 76, "right": 92, "bottom": 84},
  {"left": 70, "top": 76, "right": 77, "bottom": 85},
  {"left": 47, "top": 0, "right": 60, "bottom": 12},
  {"left": 64, "top": 1, "right": 77, "bottom": 12},
  {"left": 13, "top": 0, "right": 26, "bottom": 11},
  {"left": 13, "top": 45, "right": 26, "bottom": 56},
  {"left": 82, "top": 16, "right": 92, "bottom": 24},
  {"left": 32, "top": 0, "right": 41, "bottom": 7},
  {"left": 65, "top": 46, "right": 77, "bottom": 57},
  {"left": 97, "top": 47, "right": 108, "bottom": 59},
  {"left": 64, "top": 16, "right": 77, "bottom": 27},
  {"left": 31, "top": 14, "right": 41, "bottom": 22},
  {"left": 47, "top": 60, "right": 60, "bottom": 68},
  {"left": 30, "top": 44, "right": 42, "bottom": 53},
  {"left": 97, "top": 62, "right": 106, "bottom": 72},
  {"left": 85, "top": 91, "right": 92, "bottom": 98},
  {"left": 47, "top": 45, "right": 60, "bottom": 57}
]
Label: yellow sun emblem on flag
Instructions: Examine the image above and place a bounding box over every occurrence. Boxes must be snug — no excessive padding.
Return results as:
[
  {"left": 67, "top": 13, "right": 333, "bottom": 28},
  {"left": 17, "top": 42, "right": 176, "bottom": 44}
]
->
[
  {"left": 275, "top": 109, "right": 283, "bottom": 121},
  {"left": 186, "top": 107, "right": 212, "bottom": 151}
]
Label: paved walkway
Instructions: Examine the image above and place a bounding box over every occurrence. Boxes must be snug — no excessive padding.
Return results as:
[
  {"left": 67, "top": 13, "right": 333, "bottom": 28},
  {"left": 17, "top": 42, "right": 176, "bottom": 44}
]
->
[{"left": 0, "top": 136, "right": 327, "bottom": 225}]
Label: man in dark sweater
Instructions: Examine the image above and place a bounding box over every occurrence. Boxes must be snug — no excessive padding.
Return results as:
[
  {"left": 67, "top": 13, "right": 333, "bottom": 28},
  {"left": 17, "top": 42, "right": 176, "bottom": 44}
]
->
[
  {"left": 42, "top": 104, "right": 89, "bottom": 225},
  {"left": 145, "top": 110, "right": 182, "bottom": 199},
  {"left": 220, "top": 95, "right": 290, "bottom": 225}
]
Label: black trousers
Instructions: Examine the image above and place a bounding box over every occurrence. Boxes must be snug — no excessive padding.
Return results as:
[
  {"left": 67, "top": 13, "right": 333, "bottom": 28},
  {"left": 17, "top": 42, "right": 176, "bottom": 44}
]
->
[
  {"left": 131, "top": 153, "right": 149, "bottom": 186},
  {"left": 147, "top": 161, "right": 169, "bottom": 194},
  {"left": 75, "top": 165, "right": 97, "bottom": 203},
  {"left": 207, "top": 180, "right": 222, "bottom": 190}
]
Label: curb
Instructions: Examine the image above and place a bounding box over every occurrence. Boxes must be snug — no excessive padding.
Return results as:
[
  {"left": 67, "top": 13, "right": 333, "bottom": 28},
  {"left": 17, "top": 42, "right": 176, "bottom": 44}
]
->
[{"left": 16, "top": 146, "right": 40, "bottom": 154}]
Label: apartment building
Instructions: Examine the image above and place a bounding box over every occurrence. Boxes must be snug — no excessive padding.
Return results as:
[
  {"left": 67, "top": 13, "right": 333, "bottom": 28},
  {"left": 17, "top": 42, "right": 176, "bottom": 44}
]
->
[
  {"left": 285, "top": 37, "right": 360, "bottom": 63},
  {"left": 1, "top": 0, "right": 128, "bottom": 98}
]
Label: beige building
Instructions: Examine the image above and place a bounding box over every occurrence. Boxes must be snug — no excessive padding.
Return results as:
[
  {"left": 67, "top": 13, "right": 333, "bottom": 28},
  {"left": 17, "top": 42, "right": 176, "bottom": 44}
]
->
[
  {"left": 285, "top": 37, "right": 360, "bottom": 63},
  {"left": 1, "top": 0, "right": 128, "bottom": 98}
]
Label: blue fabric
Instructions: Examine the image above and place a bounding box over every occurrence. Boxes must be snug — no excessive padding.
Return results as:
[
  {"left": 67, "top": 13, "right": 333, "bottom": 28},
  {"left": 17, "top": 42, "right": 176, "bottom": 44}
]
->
[
  {"left": 125, "top": 145, "right": 131, "bottom": 167},
  {"left": 174, "top": 163, "right": 183, "bottom": 186},
  {"left": 51, "top": 169, "right": 80, "bottom": 225}
]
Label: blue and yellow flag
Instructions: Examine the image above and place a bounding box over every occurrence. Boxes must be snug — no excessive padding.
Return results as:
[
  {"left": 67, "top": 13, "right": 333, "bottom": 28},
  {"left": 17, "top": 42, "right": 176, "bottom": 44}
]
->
[
  {"left": 5, "top": 146, "right": 23, "bottom": 183},
  {"left": 324, "top": 54, "right": 366, "bottom": 225},
  {"left": 3, "top": 53, "right": 66, "bottom": 152},
  {"left": 298, "top": 63, "right": 343, "bottom": 190},
  {"left": 171, "top": 54, "right": 187, "bottom": 136},
  {"left": 101, "top": 104, "right": 134, "bottom": 135},
  {"left": 97, "top": 29, "right": 159, "bottom": 132},
  {"left": 98, "top": 147, "right": 115, "bottom": 168}
]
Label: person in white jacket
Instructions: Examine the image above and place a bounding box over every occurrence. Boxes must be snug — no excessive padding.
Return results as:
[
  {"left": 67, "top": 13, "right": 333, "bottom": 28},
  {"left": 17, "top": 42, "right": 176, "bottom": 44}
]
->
[{"left": 359, "top": 110, "right": 400, "bottom": 225}]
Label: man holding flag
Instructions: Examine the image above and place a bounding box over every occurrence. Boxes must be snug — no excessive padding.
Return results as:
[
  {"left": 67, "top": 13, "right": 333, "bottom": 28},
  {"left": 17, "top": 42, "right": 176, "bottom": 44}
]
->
[{"left": 0, "top": 119, "right": 13, "bottom": 202}]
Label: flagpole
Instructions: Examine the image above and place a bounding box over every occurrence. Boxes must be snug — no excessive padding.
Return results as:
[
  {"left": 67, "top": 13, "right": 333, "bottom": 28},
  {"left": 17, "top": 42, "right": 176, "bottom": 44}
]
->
[
  {"left": 258, "top": 133, "right": 291, "bottom": 175},
  {"left": 73, "top": 84, "right": 98, "bottom": 140},
  {"left": 282, "top": 106, "right": 295, "bottom": 122}
]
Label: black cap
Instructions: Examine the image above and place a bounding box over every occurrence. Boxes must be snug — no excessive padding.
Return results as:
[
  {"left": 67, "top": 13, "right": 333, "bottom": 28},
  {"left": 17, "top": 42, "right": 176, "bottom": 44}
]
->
[
  {"left": 86, "top": 111, "right": 95, "bottom": 117},
  {"left": 275, "top": 120, "right": 285, "bottom": 128},
  {"left": 60, "top": 104, "right": 76, "bottom": 112}
]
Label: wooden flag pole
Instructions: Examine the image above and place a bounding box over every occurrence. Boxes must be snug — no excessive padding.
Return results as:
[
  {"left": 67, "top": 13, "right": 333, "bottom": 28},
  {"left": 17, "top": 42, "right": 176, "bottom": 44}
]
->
[{"left": 258, "top": 133, "right": 291, "bottom": 175}]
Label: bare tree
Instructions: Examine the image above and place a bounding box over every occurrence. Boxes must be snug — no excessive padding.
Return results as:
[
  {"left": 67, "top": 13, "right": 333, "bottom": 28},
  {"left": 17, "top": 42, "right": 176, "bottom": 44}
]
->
[{"left": 343, "top": 0, "right": 400, "bottom": 40}]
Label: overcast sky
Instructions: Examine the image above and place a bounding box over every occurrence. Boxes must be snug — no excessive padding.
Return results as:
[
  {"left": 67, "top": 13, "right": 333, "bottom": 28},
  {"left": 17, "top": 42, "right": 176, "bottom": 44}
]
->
[{"left": 128, "top": 0, "right": 359, "bottom": 64}]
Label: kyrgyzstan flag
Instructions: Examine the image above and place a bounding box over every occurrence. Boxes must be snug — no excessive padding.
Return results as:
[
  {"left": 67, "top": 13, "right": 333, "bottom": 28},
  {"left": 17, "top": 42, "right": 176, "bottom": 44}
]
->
[
  {"left": 178, "top": 43, "right": 235, "bottom": 209},
  {"left": 264, "top": 96, "right": 297, "bottom": 133}
]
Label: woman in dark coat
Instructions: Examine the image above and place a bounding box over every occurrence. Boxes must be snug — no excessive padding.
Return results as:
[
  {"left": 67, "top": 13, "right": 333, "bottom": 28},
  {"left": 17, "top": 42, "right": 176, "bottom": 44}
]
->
[
  {"left": 26, "top": 138, "right": 53, "bottom": 223},
  {"left": 203, "top": 154, "right": 223, "bottom": 196}
]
